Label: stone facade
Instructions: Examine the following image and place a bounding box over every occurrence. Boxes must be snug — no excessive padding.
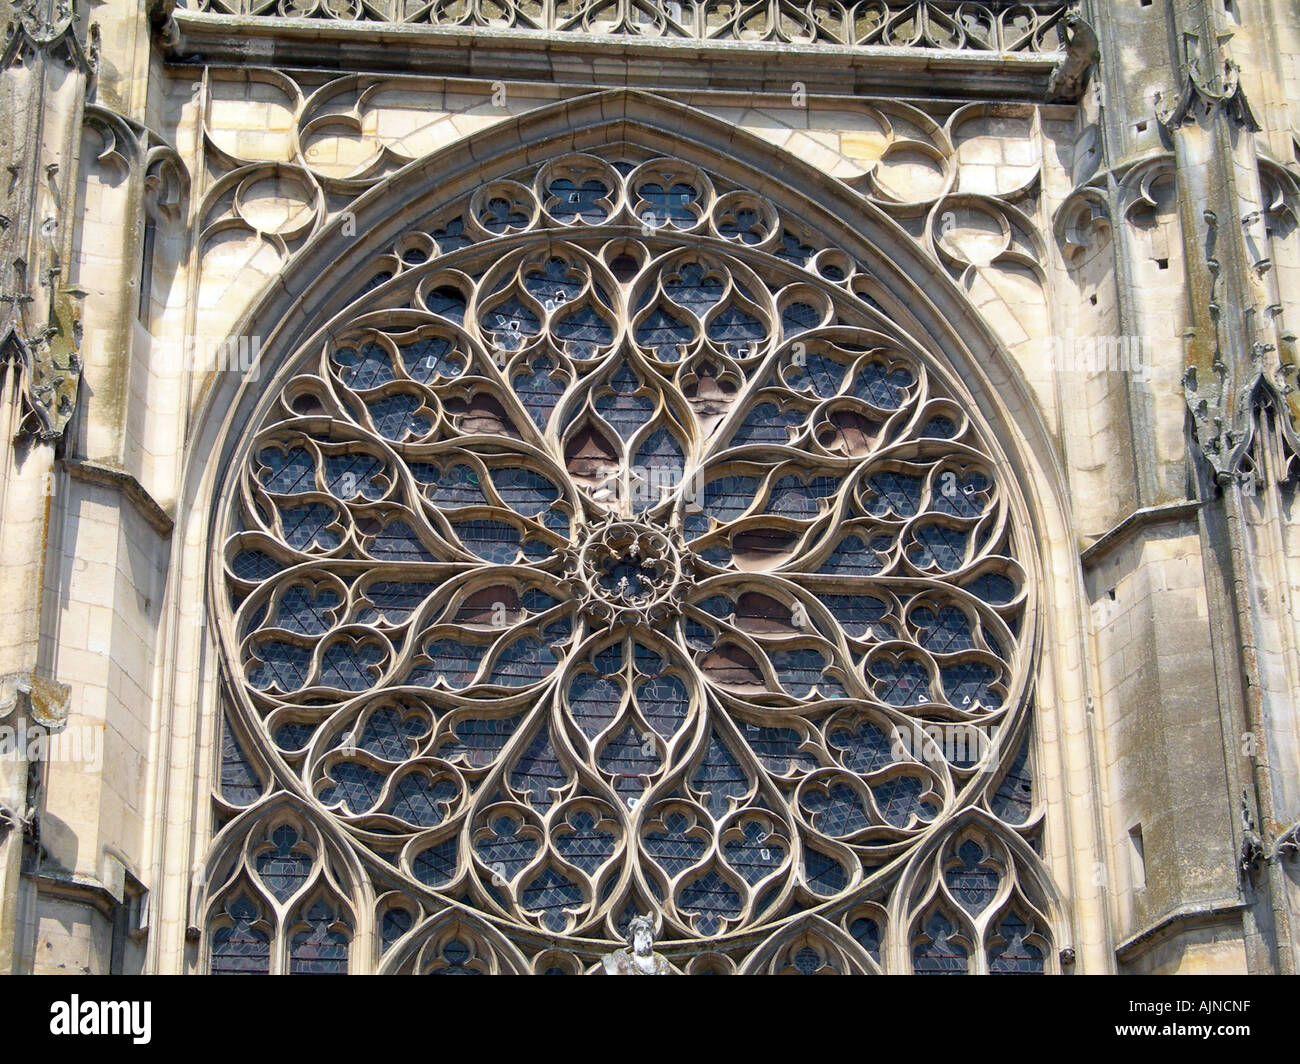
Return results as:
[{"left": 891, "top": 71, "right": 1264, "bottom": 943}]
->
[{"left": 0, "top": 0, "right": 1297, "bottom": 974}]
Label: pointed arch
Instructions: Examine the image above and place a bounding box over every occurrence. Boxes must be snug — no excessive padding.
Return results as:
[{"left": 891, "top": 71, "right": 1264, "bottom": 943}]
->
[{"left": 146, "top": 87, "right": 1106, "bottom": 973}]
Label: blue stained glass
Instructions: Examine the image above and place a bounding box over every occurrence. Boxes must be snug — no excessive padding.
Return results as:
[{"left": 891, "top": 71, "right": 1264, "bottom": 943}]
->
[
  {"left": 249, "top": 640, "right": 311, "bottom": 692},
  {"left": 289, "top": 900, "right": 348, "bottom": 975},
  {"left": 319, "top": 639, "right": 385, "bottom": 691},
  {"left": 802, "top": 782, "right": 870, "bottom": 837},
  {"left": 523, "top": 257, "right": 586, "bottom": 304},
  {"left": 417, "top": 640, "right": 485, "bottom": 689},
  {"left": 568, "top": 674, "right": 622, "bottom": 739},
  {"left": 510, "top": 728, "right": 568, "bottom": 809},
  {"left": 781, "top": 301, "right": 821, "bottom": 337},
  {"left": 369, "top": 520, "right": 435, "bottom": 562},
  {"left": 637, "top": 674, "right": 688, "bottom": 739},
  {"left": 723, "top": 819, "right": 783, "bottom": 884},
  {"left": 634, "top": 637, "right": 665, "bottom": 671},
  {"left": 803, "top": 849, "right": 848, "bottom": 897},
  {"left": 691, "top": 733, "right": 750, "bottom": 818},
  {"left": 324, "top": 453, "right": 385, "bottom": 500},
  {"left": 913, "top": 913, "right": 968, "bottom": 974},
  {"left": 361, "top": 581, "right": 438, "bottom": 624},
  {"left": 479, "top": 196, "right": 529, "bottom": 233},
  {"left": 828, "top": 718, "right": 896, "bottom": 773},
  {"left": 706, "top": 304, "right": 765, "bottom": 346},
  {"left": 921, "top": 415, "right": 958, "bottom": 438},
  {"left": 678, "top": 869, "right": 742, "bottom": 934},
  {"left": 789, "top": 351, "right": 848, "bottom": 397},
  {"left": 520, "top": 867, "right": 583, "bottom": 932},
  {"left": 273, "top": 584, "right": 339, "bottom": 635},
  {"left": 358, "top": 707, "right": 423, "bottom": 761},
  {"left": 490, "top": 634, "right": 558, "bottom": 687},
  {"left": 430, "top": 216, "right": 469, "bottom": 252},
  {"left": 554, "top": 810, "right": 616, "bottom": 873},
  {"left": 593, "top": 643, "right": 623, "bottom": 676},
  {"left": 817, "top": 534, "right": 886, "bottom": 576},
  {"left": 411, "top": 462, "right": 487, "bottom": 507},
  {"left": 776, "top": 230, "right": 816, "bottom": 265},
  {"left": 260, "top": 447, "right": 316, "bottom": 494},
  {"left": 221, "top": 721, "right": 261, "bottom": 805},
  {"left": 869, "top": 657, "right": 931, "bottom": 706},
  {"left": 595, "top": 364, "right": 655, "bottom": 440},
  {"left": 210, "top": 895, "right": 270, "bottom": 975},
  {"left": 319, "top": 761, "right": 386, "bottom": 814},
  {"left": 474, "top": 815, "right": 538, "bottom": 878},
  {"left": 547, "top": 179, "right": 609, "bottom": 223},
  {"left": 412, "top": 836, "right": 458, "bottom": 886},
  {"left": 965, "top": 572, "right": 1017, "bottom": 605},
  {"left": 991, "top": 738, "right": 1033, "bottom": 824},
  {"left": 728, "top": 402, "right": 806, "bottom": 447},
  {"left": 598, "top": 724, "right": 660, "bottom": 778},
  {"left": 425, "top": 286, "right": 467, "bottom": 323},
  {"left": 632, "top": 429, "right": 685, "bottom": 511},
  {"left": 512, "top": 355, "right": 564, "bottom": 430},
  {"left": 553, "top": 304, "right": 614, "bottom": 356},
  {"left": 717, "top": 207, "right": 764, "bottom": 244},
  {"left": 278, "top": 503, "right": 341, "bottom": 552},
  {"left": 387, "top": 773, "right": 457, "bottom": 827},
  {"left": 333, "top": 342, "right": 395, "bottom": 389},
  {"left": 639, "top": 184, "right": 699, "bottom": 226},
  {"left": 853, "top": 362, "right": 913, "bottom": 408},
  {"left": 485, "top": 297, "right": 540, "bottom": 340},
  {"left": 734, "top": 721, "right": 817, "bottom": 774},
  {"left": 231, "top": 550, "right": 282, "bottom": 581},
  {"left": 769, "top": 648, "right": 829, "bottom": 698},
  {"left": 256, "top": 824, "right": 311, "bottom": 901},
  {"left": 366, "top": 393, "right": 431, "bottom": 440},
  {"left": 635, "top": 305, "right": 694, "bottom": 358},
  {"left": 765, "top": 474, "right": 840, "bottom": 519},
  {"left": 910, "top": 524, "right": 969, "bottom": 572},
  {"left": 914, "top": 606, "right": 975, "bottom": 652},
  {"left": 813, "top": 594, "right": 890, "bottom": 639},
  {"left": 870, "top": 775, "right": 934, "bottom": 827},
  {"left": 946, "top": 839, "right": 999, "bottom": 914},
  {"left": 864, "top": 472, "right": 923, "bottom": 518},
  {"left": 441, "top": 713, "right": 521, "bottom": 766},
  {"left": 491, "top": 467, "right": 559, "bottom": 516},
  {"left": 429, "top": 938, "right": 483, "bottom": 975},
  {"left": 703, "top": 475, "right": 759, "bottom": 523},
  {"left": 381, "top": 907, "right": 414, "bottom": 951},
  {"left": 932, "top": 471, "right": 990, "bottom": 518},
  {"left": 452, "top": 519, "right": 521, "bottom": 563},
  {"left": 942, "top": 661, "right": 1002, "bottom": 710},
  {"left": 849, "top": 916, "right": 881, "bottom": 962},
  {"left": 400, "top": 335, "right": 464, "bottom": 383},
  {"left": 274, "top": 721, "right": 316, "bottom": 752},
  {"left": 522, "top": 588, "right": 562, "bottom": 613},
  {"left": 662, "top": 263, "right": 723, "bottom": 316},
  {"left": 643, "top": 811, "right": 707, "bottom": 876},
  {"left": 988, "top": 912, "right": 1045, "bottom": 974}
]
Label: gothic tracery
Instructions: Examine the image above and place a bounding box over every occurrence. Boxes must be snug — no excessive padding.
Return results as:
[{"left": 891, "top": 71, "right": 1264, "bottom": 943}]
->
[{"left": 207, "top": 148, "right": 1057, "bottom": 973}]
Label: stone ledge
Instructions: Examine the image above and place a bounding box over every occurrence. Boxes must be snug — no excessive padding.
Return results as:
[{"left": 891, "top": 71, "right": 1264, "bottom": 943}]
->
[
  {"left": 1114, "top": 899, "right": 1249, "bottom": 967},
  {"left": 1079, "top": 500, "right": 1203, "bottom": 570},
  {"left": 166, "top": 12, "right": 1065, "bottom": 100},
  {"left": 61, "top": 459, "right": 176, "bottom": 538}
]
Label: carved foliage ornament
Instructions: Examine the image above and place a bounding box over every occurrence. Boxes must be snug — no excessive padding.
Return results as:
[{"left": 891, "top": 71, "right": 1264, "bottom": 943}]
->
[{"left": 210, "top": 149, "right": 1055, "bottom": 972}]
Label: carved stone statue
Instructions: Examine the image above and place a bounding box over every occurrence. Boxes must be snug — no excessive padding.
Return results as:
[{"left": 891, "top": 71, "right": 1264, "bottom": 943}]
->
[{"left": 601, "top": 914, "right": 673, "bottom": 975}]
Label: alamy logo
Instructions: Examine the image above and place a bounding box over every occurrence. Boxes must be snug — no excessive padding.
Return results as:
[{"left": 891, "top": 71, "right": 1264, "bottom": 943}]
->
[
  {"left": 1051, "top": 330, "right": 1152, "bottom": 381},
  {"left": 49, "top": 996, "right": 151, "bottom": 1044}
]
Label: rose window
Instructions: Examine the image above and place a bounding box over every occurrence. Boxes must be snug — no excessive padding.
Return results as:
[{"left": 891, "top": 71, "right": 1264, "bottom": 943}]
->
[{"left": 212, "top": 152, "right": 1051, "bottom": 972}]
